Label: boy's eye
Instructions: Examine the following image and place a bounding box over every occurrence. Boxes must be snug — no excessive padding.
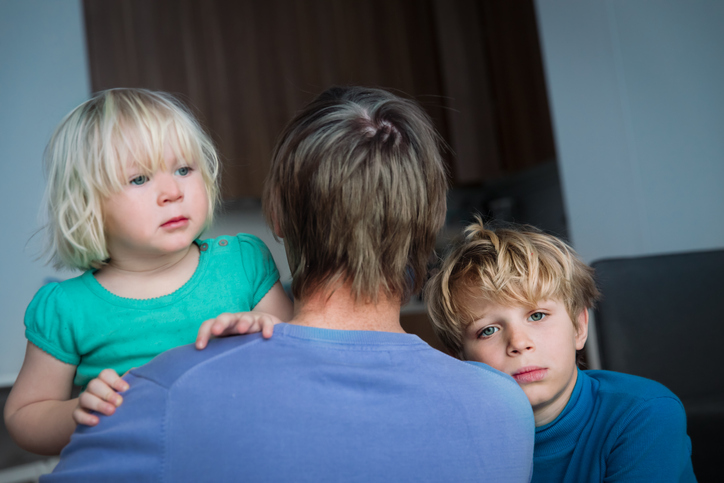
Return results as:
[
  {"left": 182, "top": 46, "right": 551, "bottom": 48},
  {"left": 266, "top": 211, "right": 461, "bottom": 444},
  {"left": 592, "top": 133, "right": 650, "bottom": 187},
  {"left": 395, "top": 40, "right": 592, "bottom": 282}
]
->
[
  {"left": 529, "top": 312, "right": 546, "bottom": 322},
  {"left": 130, "top": 175, "right": 148, "bottom": 186},
  {"left": 175, "top": 166, "right": 191, "bottom": 176},
  {"left": 478, "top": 326, "right": 499, "bottom": 338}
]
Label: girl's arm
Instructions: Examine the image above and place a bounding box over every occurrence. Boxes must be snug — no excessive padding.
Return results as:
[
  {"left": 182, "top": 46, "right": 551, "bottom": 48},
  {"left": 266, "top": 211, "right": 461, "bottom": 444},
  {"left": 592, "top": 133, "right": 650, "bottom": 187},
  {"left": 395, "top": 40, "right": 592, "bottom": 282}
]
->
[
  {"left": 4, "top": 342, "right": 126, "bottom": 455},
  {"left": 4, "top": 342, "right": 78, "bottom": 454},
  {"left": 253, "top": 281, "right": 294, "bottom": 321},
  {"left": 195, "top": 281, "right": 293, "bottom": 349}
]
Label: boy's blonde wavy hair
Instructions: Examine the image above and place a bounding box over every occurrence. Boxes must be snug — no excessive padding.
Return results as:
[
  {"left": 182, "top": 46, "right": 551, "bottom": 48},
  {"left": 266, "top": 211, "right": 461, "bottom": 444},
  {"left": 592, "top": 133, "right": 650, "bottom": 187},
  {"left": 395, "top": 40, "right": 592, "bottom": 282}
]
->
[
  {"left": 425, "top": 218, "right": 599, "bottom": 359},
  {"left": 43, "top": 88, "right": 220, "bottom": 270}
]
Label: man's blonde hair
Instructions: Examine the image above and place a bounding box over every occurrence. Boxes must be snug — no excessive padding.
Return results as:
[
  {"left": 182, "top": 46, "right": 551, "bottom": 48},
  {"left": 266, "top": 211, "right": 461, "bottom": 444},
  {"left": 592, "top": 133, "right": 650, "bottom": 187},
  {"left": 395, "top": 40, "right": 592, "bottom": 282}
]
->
[
  {"left": 426, "top": 218, "right": 599, "bottom": 359},
  {"left": 263, "top": 86, "right": 448, "bottom": 303},
  {"left": 43, "top": 88, "right": 220, "bottom": 270}
]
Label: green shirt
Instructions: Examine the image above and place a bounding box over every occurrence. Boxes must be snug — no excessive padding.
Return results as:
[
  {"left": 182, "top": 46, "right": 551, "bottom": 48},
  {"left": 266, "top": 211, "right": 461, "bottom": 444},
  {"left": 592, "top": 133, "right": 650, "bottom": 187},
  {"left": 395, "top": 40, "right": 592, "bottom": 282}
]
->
[{"left": 25, "top": 234, "right": 280, "bottom": 387}]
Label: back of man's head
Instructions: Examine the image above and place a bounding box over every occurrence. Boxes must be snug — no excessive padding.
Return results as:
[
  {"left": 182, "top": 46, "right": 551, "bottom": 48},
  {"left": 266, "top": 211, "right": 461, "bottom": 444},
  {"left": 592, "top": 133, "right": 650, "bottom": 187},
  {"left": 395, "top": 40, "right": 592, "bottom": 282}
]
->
[{"left": 263, "top": 86, "right": 448, "bottom": 304}]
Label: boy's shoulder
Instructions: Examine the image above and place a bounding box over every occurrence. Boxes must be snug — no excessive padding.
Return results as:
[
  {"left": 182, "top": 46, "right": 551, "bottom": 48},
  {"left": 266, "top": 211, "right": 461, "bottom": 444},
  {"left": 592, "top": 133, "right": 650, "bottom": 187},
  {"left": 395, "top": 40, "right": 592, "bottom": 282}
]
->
[
  {"left": 585, "top": 369, "right": 680, "bottom": 402},
  {"left": 583, "top": 369, "right": 687, "bottom": 426}
]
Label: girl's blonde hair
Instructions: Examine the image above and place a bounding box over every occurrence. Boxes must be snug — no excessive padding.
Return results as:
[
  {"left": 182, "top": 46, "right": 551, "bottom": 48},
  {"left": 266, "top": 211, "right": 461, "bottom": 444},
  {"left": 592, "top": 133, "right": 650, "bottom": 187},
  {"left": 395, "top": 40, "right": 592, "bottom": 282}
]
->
[
  {"left": 425, "top": 218, "right": 600, "bottom": 359},
  {"left": 44, "top": 88, "right": 220, "bottom": 270}
]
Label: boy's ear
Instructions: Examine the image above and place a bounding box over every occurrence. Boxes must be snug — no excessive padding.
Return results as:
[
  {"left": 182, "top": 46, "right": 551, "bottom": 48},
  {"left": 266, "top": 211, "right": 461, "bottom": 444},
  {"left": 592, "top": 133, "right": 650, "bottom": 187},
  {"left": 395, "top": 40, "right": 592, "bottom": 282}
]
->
[{"left": 575, "top": 309, "right": 589, "bottom": 350}]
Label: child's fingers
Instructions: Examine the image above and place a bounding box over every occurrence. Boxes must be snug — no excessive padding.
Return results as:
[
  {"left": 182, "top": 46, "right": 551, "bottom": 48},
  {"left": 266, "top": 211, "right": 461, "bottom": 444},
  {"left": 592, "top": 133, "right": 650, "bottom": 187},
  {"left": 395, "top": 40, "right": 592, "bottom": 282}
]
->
[
  {"left": 73, "top": 406, "right": 100, "bottom": 427},
  {"left": 261, "top": 316, "right": 276, "bottom": 339},
  {"left": 198, "top": 312, "right": 280, "bottom": 348},
  {"left": 233, "top": 314, "right": 255, "bottom": 334},
  {"left": 86, "top": 375, "right": 124, "bottom": 407},
  {"left": 237, "top": 313, "right": 280, "bottom": 338},
  {"left": 212, "top": 314, "right": 237, "bottom": 335},
  {"left": 97, "top": 368, "right": 129, "bottom": 392},
  {"left": 196, "top": 318, "right": 215, "bottom": 349},
  {"left": 196, "top": 315, "right": 231, "bottom": 349},
  {"left": 196, "top": 313, "right": 239, "bottom": 349},
  {"left": 77, "top": 391, "right": 117, "bottom": 418}
]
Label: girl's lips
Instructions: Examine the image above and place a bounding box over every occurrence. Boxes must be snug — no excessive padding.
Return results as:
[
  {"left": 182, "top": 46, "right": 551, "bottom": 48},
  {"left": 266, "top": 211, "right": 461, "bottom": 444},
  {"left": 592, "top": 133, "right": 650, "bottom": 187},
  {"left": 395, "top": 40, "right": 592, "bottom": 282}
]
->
[
  {"left": 512, "top": 367, "right": 547, "bottom": 384},
  {"left": 161, "top": 217, "right": 189, "bottom": 229}
]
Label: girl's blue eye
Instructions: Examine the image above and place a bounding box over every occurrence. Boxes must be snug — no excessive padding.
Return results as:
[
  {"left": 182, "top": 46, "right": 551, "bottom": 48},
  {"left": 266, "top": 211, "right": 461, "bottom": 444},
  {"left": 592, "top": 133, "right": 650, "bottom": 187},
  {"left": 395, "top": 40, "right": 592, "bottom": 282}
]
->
[
  {"left": 175, "top": 166, "right": 190, "bottom": 176},
  {"left": 479, "top": 326, "right": 499, "bottom": 338},
  {"left": 529, "top": 312, "right": 546, "bottom": 322},
  {"left": 130, "top": 175, "right": 148, "bottom": 186}
]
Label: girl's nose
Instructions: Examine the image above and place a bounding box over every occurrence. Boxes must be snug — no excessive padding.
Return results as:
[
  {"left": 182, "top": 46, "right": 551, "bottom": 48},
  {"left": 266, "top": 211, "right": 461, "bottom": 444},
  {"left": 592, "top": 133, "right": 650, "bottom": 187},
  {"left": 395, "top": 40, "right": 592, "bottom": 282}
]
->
[{"left": 157, "top": 173, "right": 183, "bottom": 204}]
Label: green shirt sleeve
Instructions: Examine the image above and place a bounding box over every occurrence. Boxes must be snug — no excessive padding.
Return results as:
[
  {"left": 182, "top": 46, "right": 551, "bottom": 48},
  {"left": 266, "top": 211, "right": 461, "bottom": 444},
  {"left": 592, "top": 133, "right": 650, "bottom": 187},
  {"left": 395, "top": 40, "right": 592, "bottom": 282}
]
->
[
  {"left": 24, "top": 282, "right": 80, "bottom": 365},
  {"left": 235, "top": 234, "right": 280, "bottom": 307}
]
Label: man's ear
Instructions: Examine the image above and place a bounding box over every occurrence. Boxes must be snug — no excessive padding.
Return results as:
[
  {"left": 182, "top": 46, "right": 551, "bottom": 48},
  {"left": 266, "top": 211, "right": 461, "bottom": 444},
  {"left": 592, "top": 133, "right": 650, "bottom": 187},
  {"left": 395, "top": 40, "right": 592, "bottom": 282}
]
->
[
  {"left": 575, "top": 309, "right": 589, "bottom": 350},
  {"left": 270, "top": 209, "right": 284, "bottom": 239}
]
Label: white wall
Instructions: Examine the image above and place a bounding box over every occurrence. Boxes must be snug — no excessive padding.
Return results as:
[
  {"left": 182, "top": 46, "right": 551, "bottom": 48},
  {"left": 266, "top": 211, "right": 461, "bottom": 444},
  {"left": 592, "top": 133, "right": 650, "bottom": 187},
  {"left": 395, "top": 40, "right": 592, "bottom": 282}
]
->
[
  {"left": 535, "top": 0, "right": 724, "bottom": 264},
  {"left": 0, "top": 0, "right": 91, "bottom": 385}
]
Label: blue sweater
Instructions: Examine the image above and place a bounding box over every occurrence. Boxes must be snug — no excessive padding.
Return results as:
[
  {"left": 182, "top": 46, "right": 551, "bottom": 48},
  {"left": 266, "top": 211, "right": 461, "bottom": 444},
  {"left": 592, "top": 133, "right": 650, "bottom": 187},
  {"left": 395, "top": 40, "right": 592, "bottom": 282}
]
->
[
  {"left": 45, "top": 323, "right": 534, "bottom": 482},
  {"left": 533, "top": 369, "right": 696, "bottom": 482}
]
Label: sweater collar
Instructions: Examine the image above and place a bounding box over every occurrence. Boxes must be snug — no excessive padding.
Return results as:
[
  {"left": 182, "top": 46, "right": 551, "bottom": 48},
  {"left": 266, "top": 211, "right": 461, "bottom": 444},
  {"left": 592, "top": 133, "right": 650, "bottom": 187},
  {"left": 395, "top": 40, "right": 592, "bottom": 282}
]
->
[{"left": 534, "top": 368, "right": 595, "bottom": 456}]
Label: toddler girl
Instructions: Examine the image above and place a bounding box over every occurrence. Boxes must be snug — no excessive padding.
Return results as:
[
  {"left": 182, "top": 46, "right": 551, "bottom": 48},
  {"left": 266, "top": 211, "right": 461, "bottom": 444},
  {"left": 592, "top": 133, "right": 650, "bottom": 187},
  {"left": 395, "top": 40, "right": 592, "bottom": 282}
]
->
[{"left": 3, "top": 88, "right": 293, "bottom": 455}]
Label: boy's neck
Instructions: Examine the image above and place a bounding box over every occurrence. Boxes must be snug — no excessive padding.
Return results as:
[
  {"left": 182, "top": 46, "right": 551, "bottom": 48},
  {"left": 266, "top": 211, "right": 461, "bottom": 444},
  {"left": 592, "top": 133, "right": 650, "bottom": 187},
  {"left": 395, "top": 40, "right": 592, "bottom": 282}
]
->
[
  {"left": 93, "top": 244, "right": 200, "bottom": 299},
  {"left": 532, "top": 367, "right": 579, "bottom": 427}
]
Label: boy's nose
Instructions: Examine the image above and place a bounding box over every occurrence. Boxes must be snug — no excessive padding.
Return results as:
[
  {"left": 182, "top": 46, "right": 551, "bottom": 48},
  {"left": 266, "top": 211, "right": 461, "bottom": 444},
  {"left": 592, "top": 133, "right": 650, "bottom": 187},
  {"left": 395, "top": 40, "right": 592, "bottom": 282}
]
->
[{"left": 507, "top": 328, "right": 534, "bottom": 355}]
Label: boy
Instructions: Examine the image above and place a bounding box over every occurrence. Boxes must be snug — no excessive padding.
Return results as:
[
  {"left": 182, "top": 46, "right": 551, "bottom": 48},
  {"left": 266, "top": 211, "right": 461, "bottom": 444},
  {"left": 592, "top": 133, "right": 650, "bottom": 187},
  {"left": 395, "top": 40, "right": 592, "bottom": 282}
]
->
[{"left": 426, "top": 218, "right": 696, "bottom": 482}]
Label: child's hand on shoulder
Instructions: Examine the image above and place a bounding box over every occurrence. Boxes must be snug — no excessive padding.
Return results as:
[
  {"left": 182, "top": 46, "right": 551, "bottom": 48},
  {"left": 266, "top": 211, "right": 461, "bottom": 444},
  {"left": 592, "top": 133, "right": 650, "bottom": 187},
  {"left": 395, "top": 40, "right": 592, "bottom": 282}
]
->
[
  {"left": 196, "top": 312, "right": 282, "bottom": 349},
  {"left": 74, "top": 369, "right": 129, "bottom": 426}
]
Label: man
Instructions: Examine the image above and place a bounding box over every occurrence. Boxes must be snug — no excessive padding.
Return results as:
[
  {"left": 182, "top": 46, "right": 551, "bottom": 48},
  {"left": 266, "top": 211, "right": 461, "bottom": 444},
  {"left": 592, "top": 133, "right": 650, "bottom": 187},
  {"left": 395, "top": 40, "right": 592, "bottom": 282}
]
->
[{"left": 45, "top": 86, "right": 534, "bottom": 482}]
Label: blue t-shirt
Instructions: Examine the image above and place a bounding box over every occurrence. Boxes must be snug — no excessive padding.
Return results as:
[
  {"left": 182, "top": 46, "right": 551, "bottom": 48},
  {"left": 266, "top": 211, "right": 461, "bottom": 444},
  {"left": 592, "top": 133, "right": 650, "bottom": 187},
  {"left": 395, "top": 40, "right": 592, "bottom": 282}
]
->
[
  {"left": 46, "top": 323, "right": 534, "bottom": 482},
  {"left": 533, "top": 369, "right": 696, "bottom": 482}
]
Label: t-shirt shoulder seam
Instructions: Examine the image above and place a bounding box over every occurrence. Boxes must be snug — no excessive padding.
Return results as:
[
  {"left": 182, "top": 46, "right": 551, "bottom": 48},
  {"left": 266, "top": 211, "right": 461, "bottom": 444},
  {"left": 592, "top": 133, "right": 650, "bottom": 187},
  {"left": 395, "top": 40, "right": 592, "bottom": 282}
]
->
[
  {"left": 137, "top": 337, "right": 268, "bottom": 390},
  {"left": 235, "top": 232, "right": 262, "bottom": 243}
]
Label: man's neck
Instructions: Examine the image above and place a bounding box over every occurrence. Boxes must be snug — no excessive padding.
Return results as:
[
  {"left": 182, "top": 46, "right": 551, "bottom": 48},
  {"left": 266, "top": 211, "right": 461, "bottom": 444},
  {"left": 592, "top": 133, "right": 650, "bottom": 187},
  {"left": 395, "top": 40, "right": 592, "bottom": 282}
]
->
[{"left": 291, "top": 284, "right": 405, "bottom": 333}]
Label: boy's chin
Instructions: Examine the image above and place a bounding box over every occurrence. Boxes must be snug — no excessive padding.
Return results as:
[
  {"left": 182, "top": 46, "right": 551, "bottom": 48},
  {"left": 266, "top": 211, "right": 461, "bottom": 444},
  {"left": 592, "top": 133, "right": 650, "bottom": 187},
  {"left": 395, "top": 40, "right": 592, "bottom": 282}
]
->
[{"left": 524, "top": 386, "right": 558, "bottom": 411}]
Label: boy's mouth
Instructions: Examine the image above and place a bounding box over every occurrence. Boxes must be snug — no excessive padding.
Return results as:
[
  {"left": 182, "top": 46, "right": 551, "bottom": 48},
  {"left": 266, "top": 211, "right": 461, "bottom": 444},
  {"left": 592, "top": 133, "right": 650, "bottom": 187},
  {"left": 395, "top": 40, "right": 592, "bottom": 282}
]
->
[{"left": 512, "top": 366, "right": 547, "bottom": 384}]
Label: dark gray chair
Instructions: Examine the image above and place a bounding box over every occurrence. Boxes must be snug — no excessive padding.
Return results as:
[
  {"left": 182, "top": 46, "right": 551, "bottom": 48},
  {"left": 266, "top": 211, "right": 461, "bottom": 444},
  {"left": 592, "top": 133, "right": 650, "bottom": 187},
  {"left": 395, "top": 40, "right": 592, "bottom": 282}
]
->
[{"left": 592, "top": 249, "right": 724, "bottom": 482}]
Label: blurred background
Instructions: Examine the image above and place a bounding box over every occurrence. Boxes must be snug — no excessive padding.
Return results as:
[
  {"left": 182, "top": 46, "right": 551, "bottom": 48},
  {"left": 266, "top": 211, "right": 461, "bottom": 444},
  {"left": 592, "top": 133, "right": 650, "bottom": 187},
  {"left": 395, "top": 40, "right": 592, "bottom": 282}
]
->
[{"left": 1, "top": 0, "right": 723, "bottom": 479}]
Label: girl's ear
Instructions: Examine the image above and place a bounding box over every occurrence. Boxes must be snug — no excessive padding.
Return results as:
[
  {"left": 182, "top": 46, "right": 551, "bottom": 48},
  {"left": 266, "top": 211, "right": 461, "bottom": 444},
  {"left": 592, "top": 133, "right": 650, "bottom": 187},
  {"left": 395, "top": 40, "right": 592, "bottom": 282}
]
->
[{"left": 575, "top": 309, "right": 589, "bottom": 350}]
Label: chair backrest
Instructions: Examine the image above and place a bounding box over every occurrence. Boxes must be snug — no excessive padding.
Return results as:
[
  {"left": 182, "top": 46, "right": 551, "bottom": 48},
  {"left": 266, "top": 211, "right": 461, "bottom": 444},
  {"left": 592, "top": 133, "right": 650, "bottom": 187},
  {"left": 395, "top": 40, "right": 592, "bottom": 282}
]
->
[
  {"left": 592, "top": 249, "right": 724, "bottom": 404},
  {"left": 592, "top": 249, "right": 724, "bottom": 481}
]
